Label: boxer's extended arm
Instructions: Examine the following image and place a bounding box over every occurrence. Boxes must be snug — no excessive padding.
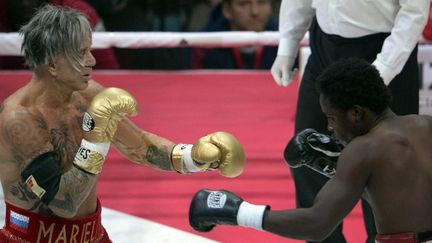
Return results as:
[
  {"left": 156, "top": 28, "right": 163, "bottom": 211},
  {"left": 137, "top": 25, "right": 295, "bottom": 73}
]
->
[
  {"left": 189, "top": 142, "right": 370, "bottom": 241},
  {"left": 112, "top": 127, "right": 246, "bottom": 178},
  {"left": 82, "top": 81, "right": 178, "bottom": 171},
  {"left": 84, "top": 81, "right": 246, "bottom": 177},
  {"left": 264, "top": 142, "right": 371, "bottom": 240},
  {"left": 1, "top": 110, "right": 97, "bottom": 218},
  {"left": 111, "top": 121, "right": 176, "bottom": 170}
]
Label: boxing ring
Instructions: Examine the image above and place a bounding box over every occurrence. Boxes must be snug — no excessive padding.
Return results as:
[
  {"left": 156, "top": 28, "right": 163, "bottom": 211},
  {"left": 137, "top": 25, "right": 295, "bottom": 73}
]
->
[{"left": 1, "top": 32, "right": 432, "bottom": 243}]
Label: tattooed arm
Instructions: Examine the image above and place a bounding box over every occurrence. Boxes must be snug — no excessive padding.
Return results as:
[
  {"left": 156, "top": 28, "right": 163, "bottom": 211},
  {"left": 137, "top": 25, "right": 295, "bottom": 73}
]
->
[
  {"left": 0, "top": 109, "right": 97, "bottom": 218},
  {"left": 112, "top": 119, "right": 176, "bottom": 171},
  {"left": 79, "top": 80, "right": 176, "bottom": 171}
]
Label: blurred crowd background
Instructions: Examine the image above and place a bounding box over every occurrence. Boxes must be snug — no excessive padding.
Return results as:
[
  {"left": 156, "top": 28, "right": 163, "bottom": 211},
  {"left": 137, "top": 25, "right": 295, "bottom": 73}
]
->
[{"left": 0, "top": 0, "right": 431, "bottom": 71}]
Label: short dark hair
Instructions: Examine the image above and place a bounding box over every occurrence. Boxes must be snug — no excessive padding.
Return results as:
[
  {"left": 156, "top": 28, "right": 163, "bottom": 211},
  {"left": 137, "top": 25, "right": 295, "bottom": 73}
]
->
[{"left": 316, "top": 58, "right": 392, "bottom": 114}]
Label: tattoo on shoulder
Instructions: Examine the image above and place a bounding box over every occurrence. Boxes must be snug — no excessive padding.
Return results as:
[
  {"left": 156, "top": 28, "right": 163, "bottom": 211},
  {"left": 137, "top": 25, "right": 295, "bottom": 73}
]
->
[
  {"left": 146, "top": 145, "right": 172, "bottom": 170},
  {"left": 0, "top": 103, "right": 4, "bottom": 113},
  {"left": 4, "top": 115, "right": 50, "bottom": 166}
]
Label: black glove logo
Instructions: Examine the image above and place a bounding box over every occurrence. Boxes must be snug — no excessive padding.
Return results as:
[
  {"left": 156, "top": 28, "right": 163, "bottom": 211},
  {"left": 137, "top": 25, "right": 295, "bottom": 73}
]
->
[
  {"left": 207, "top": 191, "right": 227, "bottom": 208},
  {"left": 284, "top": 128, "right": 341, "bottom": 178},
  {"left": 82, "top": 112, "right": 95, "bottom": 132}
]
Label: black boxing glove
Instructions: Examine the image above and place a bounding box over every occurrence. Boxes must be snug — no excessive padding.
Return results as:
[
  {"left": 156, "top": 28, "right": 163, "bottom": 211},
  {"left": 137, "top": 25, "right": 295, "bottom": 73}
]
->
[
  {"left": 189, "top": 189, "right": 269, "bottom": 232},
  {"left": 284, "top": 128, "right": 342, "bottom": 178}
]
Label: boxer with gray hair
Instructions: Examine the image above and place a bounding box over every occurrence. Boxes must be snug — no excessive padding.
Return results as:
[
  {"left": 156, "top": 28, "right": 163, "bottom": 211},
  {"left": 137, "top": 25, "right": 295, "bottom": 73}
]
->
[{"left": 0, "top": 5, "right": 246, "bottom": 242}]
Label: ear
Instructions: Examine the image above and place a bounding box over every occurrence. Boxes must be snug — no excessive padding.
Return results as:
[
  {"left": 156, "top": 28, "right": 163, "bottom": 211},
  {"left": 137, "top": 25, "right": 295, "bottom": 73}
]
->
[
  {"left": 350, "top": 105, "right": 365, "bottom": 122},
  {"left": 47, "top": 59, "right": 57, "bottom": 77},
  {"left": 222, "top": 3, "right": 232, "bottom": 20}
]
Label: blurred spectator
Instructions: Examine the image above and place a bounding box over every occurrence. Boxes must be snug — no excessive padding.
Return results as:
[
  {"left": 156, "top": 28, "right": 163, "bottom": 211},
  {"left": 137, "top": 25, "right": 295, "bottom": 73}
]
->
[
  {"left": 188, "top": 0, "right": 222, "bottom": 31},
  {"left": 190, "top": 0, "right": 278, "bottom": 69},
  {"left": 87, "top": 0, "right": 206, "bottom": 69},
  {"left": 423, "top": 1, "right": 432, "bottom": 41},
  {"left": 0, "top": 0, "right": 118, "bottom": 69}
]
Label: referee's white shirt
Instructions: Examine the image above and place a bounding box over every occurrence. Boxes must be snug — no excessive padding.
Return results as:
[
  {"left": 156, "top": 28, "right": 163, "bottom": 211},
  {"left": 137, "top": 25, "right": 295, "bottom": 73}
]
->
[{"left": 277, "top": 0, "right": 430, "bottom": 84}]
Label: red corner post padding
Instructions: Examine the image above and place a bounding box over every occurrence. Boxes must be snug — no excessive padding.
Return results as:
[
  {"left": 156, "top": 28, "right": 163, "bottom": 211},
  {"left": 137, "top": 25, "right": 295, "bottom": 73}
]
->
[{"left": 423, "top": 2, "right": 432, "bottom": 41}]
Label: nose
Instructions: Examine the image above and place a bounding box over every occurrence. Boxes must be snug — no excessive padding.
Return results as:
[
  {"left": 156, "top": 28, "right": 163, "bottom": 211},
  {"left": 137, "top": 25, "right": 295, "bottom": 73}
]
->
[
  {"left": 87, "top": 51, "right": 96, "bottom": 67},
  {"left": 250, "top": 3, "right": 259, "bottom": 15}
]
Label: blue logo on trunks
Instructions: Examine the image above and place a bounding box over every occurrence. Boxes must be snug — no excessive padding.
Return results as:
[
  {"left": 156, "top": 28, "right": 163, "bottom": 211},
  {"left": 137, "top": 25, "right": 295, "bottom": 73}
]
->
[{"left": 10, "top": 211, "right": 29, "bottom": 233}]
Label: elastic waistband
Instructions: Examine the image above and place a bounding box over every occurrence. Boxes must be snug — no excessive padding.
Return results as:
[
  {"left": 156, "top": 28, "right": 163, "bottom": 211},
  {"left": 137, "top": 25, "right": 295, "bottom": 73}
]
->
[
  {"left": 376, "top": 231, "right": 432, "bottom": 243},
  {"left": 2, "top": 200, "right": 105, "bottom": 243}
]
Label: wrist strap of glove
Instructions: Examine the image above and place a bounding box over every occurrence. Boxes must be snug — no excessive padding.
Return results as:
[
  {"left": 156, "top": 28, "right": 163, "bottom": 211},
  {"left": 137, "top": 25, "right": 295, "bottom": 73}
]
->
[
  {"left": 237, "top": 201, "right": 268, "bottom": 230},
  {"left": 73, "top": 139, "right": 110, "bottom": 174},
  {"left": 171, "top": 144, "right": 202, "bottom": 174}
]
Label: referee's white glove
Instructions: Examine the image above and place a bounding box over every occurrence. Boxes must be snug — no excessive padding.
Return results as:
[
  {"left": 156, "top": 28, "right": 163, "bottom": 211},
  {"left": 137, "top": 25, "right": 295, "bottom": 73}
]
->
[
  {"left": 271, "top": 55, "right": 298, "bottom": 87},
  {"left": 372, "top": 59, "right": 396, "bottom": 86}
]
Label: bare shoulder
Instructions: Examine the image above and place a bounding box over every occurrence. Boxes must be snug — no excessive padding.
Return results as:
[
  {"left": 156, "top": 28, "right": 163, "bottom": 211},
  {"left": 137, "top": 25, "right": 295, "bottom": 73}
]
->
[
  {"left": 78, "top": 79, "right": 105, "bottom": 102},
  {"left": 340, "top": 121, "right": 414, "bottom": 169},
  {"left": 336, "top": 135, "right": 379, "bottom": 177},
  {"left": 408, "top": 114, "right": 432, "bottom": 130},
  {"left": 341, "top": 135, "right": 379, "bottom": 160},
  {"left": 0, "top": 102, "right": 53, "bottom": 168}
]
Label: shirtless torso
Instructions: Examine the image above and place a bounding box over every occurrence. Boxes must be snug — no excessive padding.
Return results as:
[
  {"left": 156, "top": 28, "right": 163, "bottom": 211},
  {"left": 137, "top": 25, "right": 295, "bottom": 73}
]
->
[
  {"left": 360, "top": 115, "right": 432, "bottom": 233},
  {"left": 0, "top": 80, "right": 102, "bottom": 218}
]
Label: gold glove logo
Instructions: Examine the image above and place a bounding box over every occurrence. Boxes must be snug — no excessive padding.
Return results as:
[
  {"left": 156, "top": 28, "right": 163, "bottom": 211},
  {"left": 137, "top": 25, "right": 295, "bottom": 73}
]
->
[
  {"left": 207, "top": 191, "right": 227, "bottom": 208},
  {"left": 82, "top": 112, "right": 95, "bottom": 132}
]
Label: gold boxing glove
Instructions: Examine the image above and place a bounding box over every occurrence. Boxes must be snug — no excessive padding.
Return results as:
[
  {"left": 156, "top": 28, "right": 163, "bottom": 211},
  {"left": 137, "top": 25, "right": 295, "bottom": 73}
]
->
[
  {"left": 171, "top": 131, "right": 246, "bottom": 178},
  {"left": 73, "top": 87, "right": 138, "bottom": 174}
]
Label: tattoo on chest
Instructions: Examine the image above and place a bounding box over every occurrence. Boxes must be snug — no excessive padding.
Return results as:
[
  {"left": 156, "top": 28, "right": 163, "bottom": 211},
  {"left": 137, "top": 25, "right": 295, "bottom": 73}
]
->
[
  {"left": 78, "top": 105, "right": 86, "bottom": 114},
  {"left": 75, "top": 106, "right": 86, "bottom": 126},
  {"left": 146, "top": 145, "right": 171, "bottom": 170},
  {"left": 50, "top": 121, "right": 78, "bottom": 164},
  {"left": 5, "top": 116, "right": 49, "bottom": 167}
]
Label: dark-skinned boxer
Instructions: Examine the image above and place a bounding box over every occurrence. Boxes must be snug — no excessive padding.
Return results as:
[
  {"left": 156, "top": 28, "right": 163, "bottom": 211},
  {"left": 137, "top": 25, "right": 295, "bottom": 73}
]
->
[{"left": 189, "top": 58, "right": 432, "bottom": 243}]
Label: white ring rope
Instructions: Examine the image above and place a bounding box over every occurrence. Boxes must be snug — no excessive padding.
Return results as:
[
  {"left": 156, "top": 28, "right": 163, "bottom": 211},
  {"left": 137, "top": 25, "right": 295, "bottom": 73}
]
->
[
  {"left": 0, "top": 31, "right": 429, "bottom": 56},
  {"left": 0, "top": 31, "right": 310, "bottom": 56}
]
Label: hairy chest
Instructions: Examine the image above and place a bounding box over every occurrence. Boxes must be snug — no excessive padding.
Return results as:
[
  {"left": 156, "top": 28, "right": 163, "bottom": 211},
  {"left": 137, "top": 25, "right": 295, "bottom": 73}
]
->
[{"left": 41, "top": 105, "right": 86, "bottom": 170}]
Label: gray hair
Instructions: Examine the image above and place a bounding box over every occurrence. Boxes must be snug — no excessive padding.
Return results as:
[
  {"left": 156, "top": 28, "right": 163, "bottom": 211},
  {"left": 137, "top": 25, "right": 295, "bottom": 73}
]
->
[{"left": 19, "top": 4, "right": 92, "bottom": 70}]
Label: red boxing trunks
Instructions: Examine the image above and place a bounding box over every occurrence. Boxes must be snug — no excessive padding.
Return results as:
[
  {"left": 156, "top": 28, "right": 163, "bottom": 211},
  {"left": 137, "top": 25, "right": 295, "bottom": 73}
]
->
[
  {"left": 0, "top": 199, "right": 112, "bottom": 243},
  {"left": 376, "top": 232, "right": 432, "bottom": 243}
]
